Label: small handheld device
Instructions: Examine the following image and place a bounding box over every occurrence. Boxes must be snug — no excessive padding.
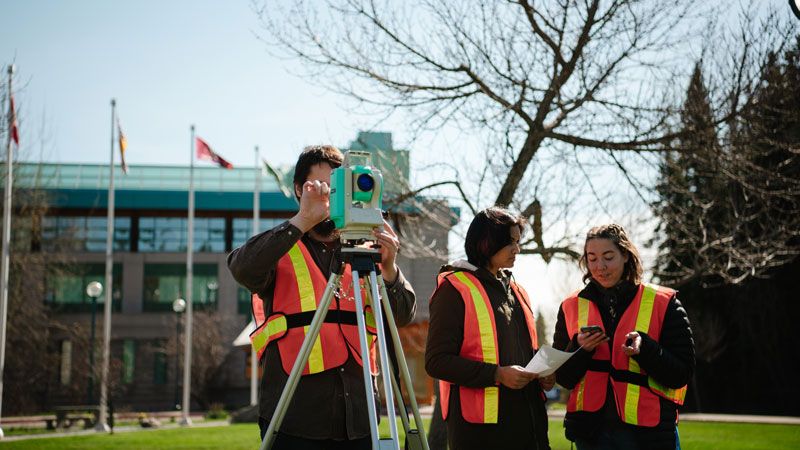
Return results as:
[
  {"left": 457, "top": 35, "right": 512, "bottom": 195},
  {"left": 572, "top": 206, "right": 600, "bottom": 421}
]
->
[{"left": 580, "top": 325, "right": 603, "bottom": 334}]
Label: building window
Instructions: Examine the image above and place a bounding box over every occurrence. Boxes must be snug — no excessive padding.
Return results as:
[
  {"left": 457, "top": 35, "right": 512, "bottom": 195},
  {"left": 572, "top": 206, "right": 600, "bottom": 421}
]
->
[
  {"left": 42, "top": 216, "right": 131, "bottom": 252},
  {"left": 60, "top": 340, "right": 72, "bottom": 385},
  {"left": 143, "top": 264, "right": 218, "bottom": 312},
  {"left": 123, "top": 340, "right": 136, "bottom": 384},
  {"left": 238, "top": 286, "right": 253, "bottom": 316},
  {"left": 153, "top": 350, "right": 167, "bottom": 385},
  {"left": 231, "top": 218, "right": 285, "bottom": 249},
  {"left": 138, "top": 217, "right": 225, "bottom": 253},
  {"left": 45, "top": 264, "right": 123, "bottom": 312}
]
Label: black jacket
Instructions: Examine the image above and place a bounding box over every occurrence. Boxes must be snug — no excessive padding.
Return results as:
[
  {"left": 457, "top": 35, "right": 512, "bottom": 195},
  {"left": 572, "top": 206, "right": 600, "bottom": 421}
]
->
[
  {"left": 426, "top": 262, "right": 550, "bottom": 450},
  {"left": 552, "top": 280, "right": 695, "bottom": 450}
]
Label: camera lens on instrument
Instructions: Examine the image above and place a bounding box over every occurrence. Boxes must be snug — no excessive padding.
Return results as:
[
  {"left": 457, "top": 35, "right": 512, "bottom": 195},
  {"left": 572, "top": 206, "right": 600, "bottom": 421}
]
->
[{"left": 356, "top": 173, "right": 375, "bottom": 192}]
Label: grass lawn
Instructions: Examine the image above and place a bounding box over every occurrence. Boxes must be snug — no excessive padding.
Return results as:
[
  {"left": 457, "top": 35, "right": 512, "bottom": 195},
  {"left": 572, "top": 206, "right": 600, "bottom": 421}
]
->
[{"left": 1, "top": 420, "right": 798, "bottom": 449}]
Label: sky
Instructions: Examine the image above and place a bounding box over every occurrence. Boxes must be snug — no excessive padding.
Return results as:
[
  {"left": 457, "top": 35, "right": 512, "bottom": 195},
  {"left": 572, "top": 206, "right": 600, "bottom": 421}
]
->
[
  {"left": 1, "top": 0, "right": 409, "bottom": 169},
  {"left": 1, "top": 0, "right": 681, "bottom": 321}
]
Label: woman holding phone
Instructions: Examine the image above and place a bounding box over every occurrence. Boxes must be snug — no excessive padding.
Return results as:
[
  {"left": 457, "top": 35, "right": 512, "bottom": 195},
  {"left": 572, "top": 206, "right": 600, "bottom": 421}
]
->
[
  {"left": 552, "top": 224, "right": 695, "bottom": 450},
  {"left": 426, "top": 207, "right": 552, "bottom": 450}
]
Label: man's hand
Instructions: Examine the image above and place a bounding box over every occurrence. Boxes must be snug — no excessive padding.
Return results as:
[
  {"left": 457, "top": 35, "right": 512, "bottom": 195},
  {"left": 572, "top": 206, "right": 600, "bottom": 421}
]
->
[
  {"left": 373, "top": 219, "right": 400, "bottom": 283},
  {"left": 289, "top": 180, "right": 330, "bottom": 232},
  {"left": 494, "top": 365, "right": 538, "bottom": 389}
]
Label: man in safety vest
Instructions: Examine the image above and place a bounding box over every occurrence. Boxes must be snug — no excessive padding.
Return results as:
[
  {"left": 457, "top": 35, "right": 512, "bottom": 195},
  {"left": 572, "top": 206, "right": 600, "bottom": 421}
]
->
[{"left": 228, "top": 145, "right": 416, "bottom": 449}]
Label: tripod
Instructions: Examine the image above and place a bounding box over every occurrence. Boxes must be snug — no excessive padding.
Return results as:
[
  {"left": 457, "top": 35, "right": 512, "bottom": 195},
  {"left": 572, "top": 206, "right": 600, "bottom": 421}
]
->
[{"left": 259, "top": 246, "right": 429, "bottom": 450}]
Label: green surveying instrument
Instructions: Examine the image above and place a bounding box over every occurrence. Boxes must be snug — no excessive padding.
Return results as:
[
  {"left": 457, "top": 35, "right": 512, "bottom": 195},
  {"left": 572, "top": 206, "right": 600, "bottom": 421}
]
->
[{"left": 259, "top": 151, "right": 429, "bottom": 450}]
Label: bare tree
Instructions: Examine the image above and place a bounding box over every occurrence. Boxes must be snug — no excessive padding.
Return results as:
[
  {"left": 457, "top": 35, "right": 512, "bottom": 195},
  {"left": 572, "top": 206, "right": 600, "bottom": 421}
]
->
[
  {"left": 653, "top": 34, "right": 800, "bottom": 287},
  {"left": 254, "top": 0, "right": 793, "bottom": 261}
]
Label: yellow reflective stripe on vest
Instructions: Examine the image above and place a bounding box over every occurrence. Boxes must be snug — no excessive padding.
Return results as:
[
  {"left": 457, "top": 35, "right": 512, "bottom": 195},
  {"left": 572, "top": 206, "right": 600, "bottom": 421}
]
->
[
  {"left": 453, "top": 272, "right": 497, "bottom": 365},
  {"left": 575, "top": 297, "right": 590, "bottom": 410},
  {"left": 288, "top": 245, "right": 317, "bottom": 312},
  {"left": 287, "top": 244, "right": 325, "bottom": 373},
  {"left": 484, "top": 386, "right": 499, "bottom": 423},
  {"left": 623, "top": 285, "right": 657, "bottom": 425},
  {"left": 649, "top": 378, "right": 688, "bottom": 403},
  {"left": 252, "top": 315, "right": 288, "bottom": 354}
]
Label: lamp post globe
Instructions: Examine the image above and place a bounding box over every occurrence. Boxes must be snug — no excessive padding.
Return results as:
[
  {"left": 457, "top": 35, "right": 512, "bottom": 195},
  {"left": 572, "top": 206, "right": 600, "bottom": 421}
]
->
[
  {"left": 86, "top": 281, "right": 103, "bottom": 299},
  {"left": 172, "top": 298, "right": 186, "bottom": 313}
]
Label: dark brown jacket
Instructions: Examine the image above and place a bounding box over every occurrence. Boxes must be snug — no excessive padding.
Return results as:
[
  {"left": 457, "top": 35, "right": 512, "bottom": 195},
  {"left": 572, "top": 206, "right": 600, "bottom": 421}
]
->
[
  {"left": 425, "top": 261, "right": 550, "bottom": 450},
  {"left": 227, "top": 220, "right": 416, "bottom": 440}
]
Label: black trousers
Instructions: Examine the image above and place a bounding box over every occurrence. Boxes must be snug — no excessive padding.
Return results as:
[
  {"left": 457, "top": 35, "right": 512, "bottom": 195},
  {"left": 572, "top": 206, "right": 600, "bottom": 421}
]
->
[{"left": 258, "top": 417, "right": 371, "bottom": 450}]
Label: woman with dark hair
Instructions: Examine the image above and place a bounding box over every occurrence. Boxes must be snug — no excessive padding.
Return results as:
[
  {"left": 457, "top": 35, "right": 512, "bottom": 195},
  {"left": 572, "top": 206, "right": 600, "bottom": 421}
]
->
[
  {"left": 553, "top": 224, "right": 695, "bottom": 450},
  {"left": 425, "top": 206, "right": 552, "bottom": 450}
]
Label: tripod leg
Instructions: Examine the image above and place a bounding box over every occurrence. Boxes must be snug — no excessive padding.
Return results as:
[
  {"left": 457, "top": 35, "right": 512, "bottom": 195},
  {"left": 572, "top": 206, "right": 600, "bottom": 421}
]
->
[
  {"left": 367, "top": 271, "right": 401, "bottom": 449},
  {"left": 259, "top": 273, "right": 342, "bottom": 450},
  {"left": 387, "top": 357, "right": 411, "bottom": 436},
  {"left": 350, "top": 270, "right": 383, "bottom": 449},
  {"left": 376, "top": 276, "right": 431, "bottom": 450}
]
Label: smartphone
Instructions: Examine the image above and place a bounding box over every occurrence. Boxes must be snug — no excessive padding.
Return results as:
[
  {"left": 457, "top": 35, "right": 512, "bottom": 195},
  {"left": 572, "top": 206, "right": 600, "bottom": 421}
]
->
[{"left": 580, "top": 325, "right": 603, "bottom": 334}]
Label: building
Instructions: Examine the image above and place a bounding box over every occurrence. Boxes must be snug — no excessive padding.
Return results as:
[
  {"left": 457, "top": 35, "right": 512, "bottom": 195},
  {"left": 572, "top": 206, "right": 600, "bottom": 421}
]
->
[{"left": 10, "top": 132, "right": 455, "bottom": 412}]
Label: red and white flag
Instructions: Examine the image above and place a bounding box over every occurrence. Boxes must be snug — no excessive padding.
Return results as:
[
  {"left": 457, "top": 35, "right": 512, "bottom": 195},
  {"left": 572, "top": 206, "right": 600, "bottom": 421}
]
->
[
  {"left": 195, "top": 137, "right": 233, "bottom": 169},
  {"left": 9, "top": 93, "right": 19, "bottom": 146}
]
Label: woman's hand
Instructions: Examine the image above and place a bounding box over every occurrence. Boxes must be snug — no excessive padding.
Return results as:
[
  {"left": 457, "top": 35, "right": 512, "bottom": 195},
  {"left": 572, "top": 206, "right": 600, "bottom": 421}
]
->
[
  {"left": 495, "top": 365, "right": 538, "bottom": 389},
  {"left": 621, "top": 331, "right": 642, "bottom": 356},
  {"left": 539, "top": 374, "right": 556, "bottom": 391},
  {"left": 577, "top": 330, "right": 609, "bottom": 351}
]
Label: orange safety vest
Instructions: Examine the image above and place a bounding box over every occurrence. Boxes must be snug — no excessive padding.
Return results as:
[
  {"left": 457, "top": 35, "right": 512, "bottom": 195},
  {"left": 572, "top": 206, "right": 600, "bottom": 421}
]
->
[
  {"left": 434, "top": 270, "right": 539, "bottom": 424},
  {"left": 561, "top": 283, "right": 688, "bottom": 427},
  {"left": 249, "top": 241, "right": 377, "bottom": 376}
]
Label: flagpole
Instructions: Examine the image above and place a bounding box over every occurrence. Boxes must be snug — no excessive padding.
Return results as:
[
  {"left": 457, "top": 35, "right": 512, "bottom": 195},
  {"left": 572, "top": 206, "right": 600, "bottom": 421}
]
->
[
  {"left": 181, "top": 125, "right": 195, "bottom": 426},
  {"left": 250, "top": 146, "right": 260, "bottom": 407},
  {"left": 0, "top": 64, "right": 15, "bottom": 441},
  {"left": 95, "top": 98, "right": 116, "bottom": 432}
]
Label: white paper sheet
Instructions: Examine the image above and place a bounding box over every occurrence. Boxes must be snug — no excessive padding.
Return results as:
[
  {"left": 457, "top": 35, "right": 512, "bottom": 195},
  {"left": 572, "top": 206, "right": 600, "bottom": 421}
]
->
[{"left": 523, "top": 345, "right": 579, "bottom": 376}]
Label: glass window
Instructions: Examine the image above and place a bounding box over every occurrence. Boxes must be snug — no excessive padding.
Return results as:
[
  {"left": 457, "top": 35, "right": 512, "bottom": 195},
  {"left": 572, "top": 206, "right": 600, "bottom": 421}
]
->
[
  {"left": 143, "top": 264, "right": 218, "bottom": 312},
  {"left": 231, "top": 218, "right": 286, "bottom": 248},
  {"left": 45, "top": 264, "right": 123, "bottom": 312},
  {"left": 153, "top": 350, "right": 167, "bottom": 385},
  {"left": 123, "top": 340, "right": 136, "bottom": 384},
  {"left": 5, "top": 216, "right": 33, "bottom": 252},
  {"left": 238, "top": 286, "right": 253, "bottom": 316},
  {"left": 41, "top": 216, "right": 131, "bottom": 252},
  {"left": 139, "top": 217, "right": 225, "bottom": 252}
]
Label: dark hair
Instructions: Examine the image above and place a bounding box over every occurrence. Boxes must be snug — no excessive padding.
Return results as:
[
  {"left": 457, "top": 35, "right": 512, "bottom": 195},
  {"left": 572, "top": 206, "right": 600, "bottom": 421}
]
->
[
  {"left": 579, "top": 223, "right": 643, "bottom": 285},
  {"left": 464, "top": 206, "right": 526, "bottom": 269},
  {"left": 293, "top": 145, "right": 344, "bottom": 198}
]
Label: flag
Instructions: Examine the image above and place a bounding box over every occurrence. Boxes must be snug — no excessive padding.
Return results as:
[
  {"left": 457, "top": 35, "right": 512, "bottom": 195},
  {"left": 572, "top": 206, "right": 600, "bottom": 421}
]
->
[
  {"left": 9, "top": 93, "right": 19, "bottom": 146},
  {"left": 196, "top": 137, "right": 233, "bottom": 169},
  {"left": 262, "top": 158, "right": 292, "bottom": 198},
  {"left": 117, "top": 116, "right": 128, "bottom": 174}
]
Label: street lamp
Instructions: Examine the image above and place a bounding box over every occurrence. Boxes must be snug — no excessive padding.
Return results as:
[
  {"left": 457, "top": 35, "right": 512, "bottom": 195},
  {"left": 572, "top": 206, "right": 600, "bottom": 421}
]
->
[
  {"left": 172, "top": 298, "right": 186, "bottom": 411},
  {"left": 86, "top": 281, "right": 103, "bottom": 405}
]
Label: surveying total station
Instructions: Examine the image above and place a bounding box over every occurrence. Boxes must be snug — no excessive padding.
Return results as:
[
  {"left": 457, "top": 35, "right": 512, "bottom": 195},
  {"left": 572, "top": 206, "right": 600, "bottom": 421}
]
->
[{"left": 260, "top": 151, "right": 429, "bottom": 450}]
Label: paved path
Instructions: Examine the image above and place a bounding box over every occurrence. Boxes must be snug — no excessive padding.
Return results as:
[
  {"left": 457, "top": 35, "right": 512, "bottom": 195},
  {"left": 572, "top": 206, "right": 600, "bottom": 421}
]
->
[
  {"left": 0, "top": 419, "right": 227, "bottom": 442},
  {"left": 3, "top": 410, "right": 800, "bottom": 441},
  {"left": 544, "top": 409, "right": 800, "bottom": 425}
]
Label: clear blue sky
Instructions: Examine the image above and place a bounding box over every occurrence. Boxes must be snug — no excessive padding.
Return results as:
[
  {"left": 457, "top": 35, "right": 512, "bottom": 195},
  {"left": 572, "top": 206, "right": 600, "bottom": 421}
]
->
[{"left": 1, "top": 0, "right": 406, "bottom": 169}]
